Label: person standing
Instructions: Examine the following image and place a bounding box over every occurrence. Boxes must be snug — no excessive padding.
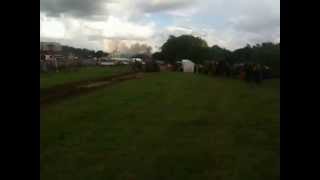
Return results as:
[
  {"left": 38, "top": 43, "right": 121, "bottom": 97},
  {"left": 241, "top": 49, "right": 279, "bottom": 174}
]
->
[
  {"left": 208, "top": 62, "right": 213, "bottom": 75},
  {"left": 252, "top": 64, "right": 257, "bottom": 83},
  {"left": 240, "top": 65, "right": 246, "bottom": 80},
  {"left": 255, "top": 64, "right": 263, "bottom": 84},
  {"left": 225, "top": 62, "right": 231, "bottom": 77},
  {"left": 215, "top": 61, "right": 220, "bottom": 75},
  {"left": 244, "top": 64, "right": 250, "bottom": 82},
  {"left": 195, "top": 64, "right": 198, "bottom": 73}
]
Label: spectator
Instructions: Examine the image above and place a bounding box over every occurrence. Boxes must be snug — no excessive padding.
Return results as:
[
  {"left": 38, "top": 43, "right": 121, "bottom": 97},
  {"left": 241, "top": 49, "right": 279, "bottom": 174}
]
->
[
  {"left": 244, "top": 64, "right": 250, "bottom": 82},
  {"left": 254, "top": 64, "right": 263, "bottom": 84},
  {"left": 239, "top": 65, "right": 246, "bottom": 80}
]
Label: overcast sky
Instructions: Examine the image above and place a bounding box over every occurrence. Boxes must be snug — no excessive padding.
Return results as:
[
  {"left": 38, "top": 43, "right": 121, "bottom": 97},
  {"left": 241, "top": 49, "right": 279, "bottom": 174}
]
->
[{"left": 40, "top": 0, "right": 280, "bottom": 52}]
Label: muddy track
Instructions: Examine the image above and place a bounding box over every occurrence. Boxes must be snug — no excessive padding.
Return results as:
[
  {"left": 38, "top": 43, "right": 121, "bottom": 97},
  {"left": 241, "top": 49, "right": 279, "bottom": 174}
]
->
[{"left": 40, "top": 72, "right": 143, "bottom": 107}]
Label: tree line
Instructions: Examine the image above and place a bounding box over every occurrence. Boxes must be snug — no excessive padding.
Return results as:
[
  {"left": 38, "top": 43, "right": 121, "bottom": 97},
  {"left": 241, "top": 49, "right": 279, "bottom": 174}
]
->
[
  {"left": 60, "top": 46, "right": 109, "bottom": 59},
  {"left": 152, "top": 35, "right": 280, "bottom": 76}
]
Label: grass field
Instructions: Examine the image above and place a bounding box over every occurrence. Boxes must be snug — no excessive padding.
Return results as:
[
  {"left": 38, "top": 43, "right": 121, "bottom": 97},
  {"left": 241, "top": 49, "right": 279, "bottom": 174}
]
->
[
  {"left": 40, "top": 66, "right": 130, "bottom": 89},
  {"left": 40, "top": 72, "right": 280, "bottom": 180}
]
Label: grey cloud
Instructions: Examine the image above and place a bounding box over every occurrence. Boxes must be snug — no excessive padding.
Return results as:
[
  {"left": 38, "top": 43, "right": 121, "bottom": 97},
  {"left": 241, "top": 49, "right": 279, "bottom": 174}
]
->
[
  {"left": 223, "top": 27, "right": 279, "bottom": 50},
  {"left": 138, "top": 0, "right": 195, "bottom": 13},
  {"left": 40, "top": 0, "right": 196, "bottom": 19},
  {"left": 87, "top": 35, "right": 105, "bottom": 41},
  {"left": 227, "top": 0, "right": 280, "bottom": 37},
  {"left": 88, "top": 35, "right": 147, "bottom": 41},
  {"left": 40, "top": 0, "right": 280, "bottom": 51},
  {"left": 229, "top": 14, "right": 279, "bottom": 34},
  {"left": 41, "top": 36, "right": 103, "bottom": 50},
  {"left": 226, "top": 13, "right": 279, "bottom": 48},
  {"left": 40, "top": 0, "right": 109, "bottom": 18}
]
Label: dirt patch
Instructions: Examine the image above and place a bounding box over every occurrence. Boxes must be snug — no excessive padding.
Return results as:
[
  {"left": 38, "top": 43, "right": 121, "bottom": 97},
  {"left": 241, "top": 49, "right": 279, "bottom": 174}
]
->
[
  {"left": 80, "top": 81, "right": 112, "bottom": 88},
  {"left": 40, "top": 72, "right": 143, "bottom": 107}
]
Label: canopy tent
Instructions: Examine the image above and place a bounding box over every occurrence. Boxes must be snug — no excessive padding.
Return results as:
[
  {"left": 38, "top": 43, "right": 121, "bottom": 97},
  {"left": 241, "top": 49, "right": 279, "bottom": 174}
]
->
[{"left": 181, "top": 59, "right": 195, "bottom": 73}]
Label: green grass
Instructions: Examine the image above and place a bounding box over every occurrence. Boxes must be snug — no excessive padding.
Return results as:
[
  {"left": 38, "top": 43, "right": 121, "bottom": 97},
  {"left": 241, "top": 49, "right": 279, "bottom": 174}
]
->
[
  {"left": 40, "top": 66, "right": 130, "bottom": 89},
  {"left": 41, "top": 72, "right": 279, "bottom": 180}
]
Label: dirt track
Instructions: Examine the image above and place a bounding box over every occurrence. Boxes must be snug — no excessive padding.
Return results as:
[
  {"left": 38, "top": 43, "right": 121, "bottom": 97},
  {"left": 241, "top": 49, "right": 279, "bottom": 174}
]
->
[{"left": 40, "top": 72, "right": 143, "bottom": 106}]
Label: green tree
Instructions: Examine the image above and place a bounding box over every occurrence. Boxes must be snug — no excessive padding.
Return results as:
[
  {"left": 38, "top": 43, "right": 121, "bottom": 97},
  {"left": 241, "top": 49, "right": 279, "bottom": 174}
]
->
[
  {"left": 230, "top": 42, "right": 280, "bottom": 76},
  {"left": 61, "top": 45, "right": 98, "bottom": 58},
  {"left": 95, "top": 50, "right": 106, "bottom": 58},
  {"left": 208, "top": 45, "right": 232, "bottom": 62},
  {"left": 161, "top": 35, "right": 208, "bottom": 64},
  {"left": 157, "top": 34, "right": 279, "bottom": 76},
  {"left": 152, "top": 52, "right": 164, "bottom": 60}
]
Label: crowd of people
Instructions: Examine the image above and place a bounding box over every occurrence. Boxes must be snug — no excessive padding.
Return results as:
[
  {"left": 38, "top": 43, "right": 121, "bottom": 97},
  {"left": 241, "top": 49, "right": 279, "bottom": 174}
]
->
[
  {"left": 239, "top": 64, "right": 264, "bottom": 84},
  {"left": 194, "top": 61, "right": 271, "bottom": 84},
  {"left": 128, "top": 58, "right": 271, "bottom": 84},
  {"left": 129, "top": 59, "right": 160, "bottom": 72}
]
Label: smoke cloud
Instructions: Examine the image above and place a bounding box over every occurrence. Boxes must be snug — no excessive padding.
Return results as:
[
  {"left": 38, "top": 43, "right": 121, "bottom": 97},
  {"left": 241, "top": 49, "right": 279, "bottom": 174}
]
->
[{"left": 104, "top": 40, "right": 152, "bottom": 57}]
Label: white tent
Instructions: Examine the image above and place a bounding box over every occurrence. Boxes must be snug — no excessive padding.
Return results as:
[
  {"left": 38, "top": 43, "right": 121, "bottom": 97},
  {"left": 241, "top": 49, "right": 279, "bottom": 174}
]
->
[{"left": 181, "top": 59, "right": 195, "bottom": 73}]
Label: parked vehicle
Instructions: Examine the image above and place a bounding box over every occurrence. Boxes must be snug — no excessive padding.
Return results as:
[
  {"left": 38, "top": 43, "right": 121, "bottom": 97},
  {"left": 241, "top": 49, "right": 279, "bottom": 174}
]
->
[{"left": 100, "top": 60, "right": 116, "bottom": 66}]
